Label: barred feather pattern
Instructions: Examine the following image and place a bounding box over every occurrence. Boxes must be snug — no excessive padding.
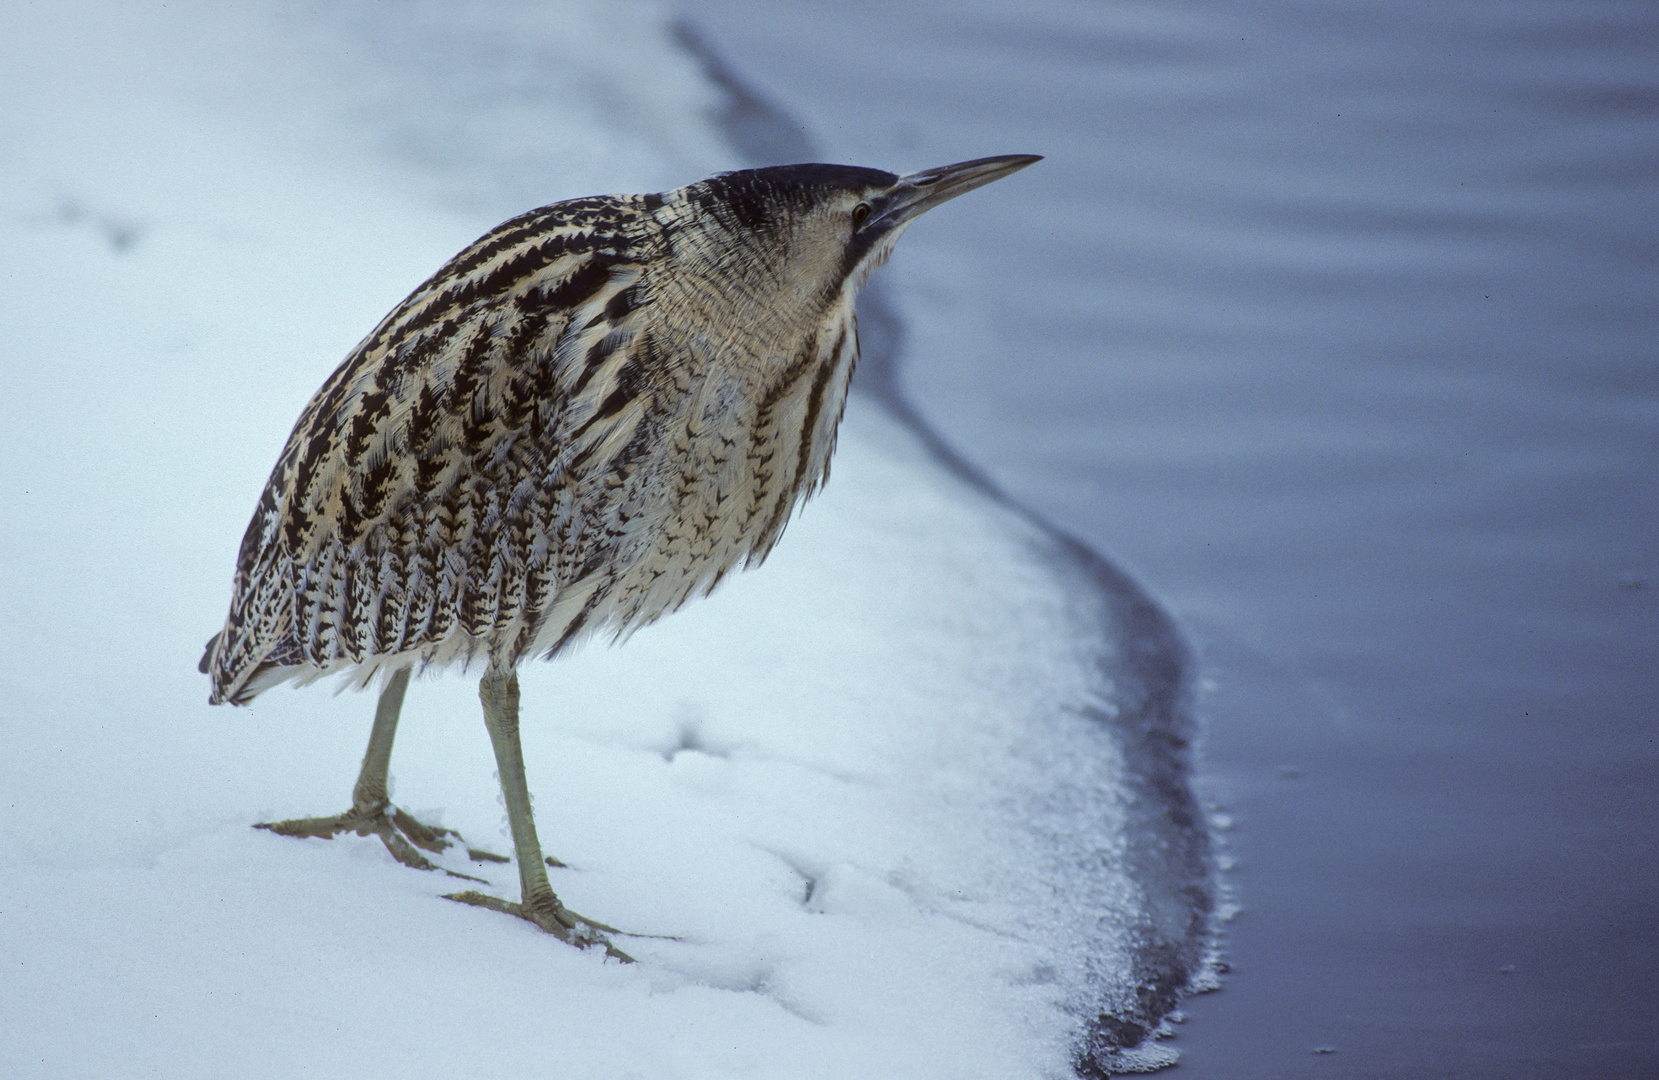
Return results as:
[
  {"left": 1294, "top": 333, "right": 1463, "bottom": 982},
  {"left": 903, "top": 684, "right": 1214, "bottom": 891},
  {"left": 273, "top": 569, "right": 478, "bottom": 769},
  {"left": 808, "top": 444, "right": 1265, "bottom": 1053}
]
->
[{"left": 206, "top": 176, "right": 879, "bottom": 705}]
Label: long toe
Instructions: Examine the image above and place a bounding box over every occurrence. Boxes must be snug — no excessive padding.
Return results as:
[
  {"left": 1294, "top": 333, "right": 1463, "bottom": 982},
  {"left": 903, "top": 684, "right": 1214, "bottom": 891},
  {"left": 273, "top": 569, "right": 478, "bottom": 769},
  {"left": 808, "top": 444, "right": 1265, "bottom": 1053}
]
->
[{"left": 255, "top": 806, "right": 387, "bottom": 841}]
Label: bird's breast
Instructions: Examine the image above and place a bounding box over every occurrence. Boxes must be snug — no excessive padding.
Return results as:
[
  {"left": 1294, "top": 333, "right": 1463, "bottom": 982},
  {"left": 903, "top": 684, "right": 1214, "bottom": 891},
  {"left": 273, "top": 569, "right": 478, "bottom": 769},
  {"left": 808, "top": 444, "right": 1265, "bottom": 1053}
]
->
[{"left": 576, "top": 304, "right": 859, "bottom": 637}]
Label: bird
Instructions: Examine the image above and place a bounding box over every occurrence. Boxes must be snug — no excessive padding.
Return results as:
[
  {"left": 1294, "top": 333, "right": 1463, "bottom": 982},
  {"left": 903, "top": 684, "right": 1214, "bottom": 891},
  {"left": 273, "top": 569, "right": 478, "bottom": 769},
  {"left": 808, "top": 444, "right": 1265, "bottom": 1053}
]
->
[{"left": 201, "top": 154, "right": 1041, "bottom": 957}]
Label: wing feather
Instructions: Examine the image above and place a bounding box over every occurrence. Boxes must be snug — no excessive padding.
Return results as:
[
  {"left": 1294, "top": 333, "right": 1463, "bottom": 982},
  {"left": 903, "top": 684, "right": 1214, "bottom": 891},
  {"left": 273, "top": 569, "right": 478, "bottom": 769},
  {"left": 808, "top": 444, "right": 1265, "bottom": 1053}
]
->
[{"left": 206, "top": 201, "right": 656, "bottom": 703}]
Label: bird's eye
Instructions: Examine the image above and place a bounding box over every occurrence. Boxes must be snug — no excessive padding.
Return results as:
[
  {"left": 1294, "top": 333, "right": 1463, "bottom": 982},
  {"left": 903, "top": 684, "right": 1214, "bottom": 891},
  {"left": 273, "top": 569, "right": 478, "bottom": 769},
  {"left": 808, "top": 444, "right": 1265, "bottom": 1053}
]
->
[{"left": 850, "top": 202, "right": 872, "bottom": 230}]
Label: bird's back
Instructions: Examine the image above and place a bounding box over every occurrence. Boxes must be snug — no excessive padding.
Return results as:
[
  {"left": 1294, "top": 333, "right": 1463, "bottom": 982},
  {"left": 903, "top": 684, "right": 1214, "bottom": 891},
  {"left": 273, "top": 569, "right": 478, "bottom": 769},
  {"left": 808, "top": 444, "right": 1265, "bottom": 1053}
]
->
[{"left": 204, "top": 186, "right": 860, "bottom": 705}]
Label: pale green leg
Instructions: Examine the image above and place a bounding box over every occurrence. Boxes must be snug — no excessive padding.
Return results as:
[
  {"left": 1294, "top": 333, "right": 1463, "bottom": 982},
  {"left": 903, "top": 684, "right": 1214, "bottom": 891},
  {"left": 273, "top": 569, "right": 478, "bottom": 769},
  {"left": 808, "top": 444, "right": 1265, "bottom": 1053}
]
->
[
  {"left": 257, "top": 664, "right": 484, "bottom": 875},
  {"left": 445, "top": 663, "right": 631, "bottom": 960},
  {"left": 349, "top": 663, "right": 411, "bottom": 811}
]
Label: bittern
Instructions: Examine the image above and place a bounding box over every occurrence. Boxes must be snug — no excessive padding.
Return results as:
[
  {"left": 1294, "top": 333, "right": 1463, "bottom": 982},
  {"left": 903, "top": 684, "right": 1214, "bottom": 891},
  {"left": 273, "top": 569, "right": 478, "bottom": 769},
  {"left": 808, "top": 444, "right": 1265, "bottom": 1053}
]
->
[{"left": 201, "top": 155, "right": 1040, "bottom": 956}]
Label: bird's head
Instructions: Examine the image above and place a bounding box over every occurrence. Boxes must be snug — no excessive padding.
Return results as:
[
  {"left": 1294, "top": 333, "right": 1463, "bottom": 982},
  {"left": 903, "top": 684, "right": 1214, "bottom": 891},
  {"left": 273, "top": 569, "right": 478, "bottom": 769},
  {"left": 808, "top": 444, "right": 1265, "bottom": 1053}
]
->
[{"left": 661, "top": 155, "right": 1041, "bottom": 329}]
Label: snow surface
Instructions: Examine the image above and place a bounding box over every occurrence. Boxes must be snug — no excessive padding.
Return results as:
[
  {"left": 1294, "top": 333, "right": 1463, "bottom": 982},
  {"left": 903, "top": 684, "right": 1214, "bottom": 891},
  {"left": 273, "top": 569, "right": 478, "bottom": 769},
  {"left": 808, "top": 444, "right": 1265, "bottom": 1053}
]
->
[{"left": 0, "top": 2, "right": 1210, "bottom": 1076}]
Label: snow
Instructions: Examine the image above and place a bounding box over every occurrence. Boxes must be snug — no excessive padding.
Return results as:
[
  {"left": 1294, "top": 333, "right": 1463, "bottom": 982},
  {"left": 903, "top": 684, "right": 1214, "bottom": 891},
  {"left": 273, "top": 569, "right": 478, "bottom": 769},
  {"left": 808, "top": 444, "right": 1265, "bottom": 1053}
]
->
[{"left": 0, "top": 2, "right": 1211, "bottom": 1076}]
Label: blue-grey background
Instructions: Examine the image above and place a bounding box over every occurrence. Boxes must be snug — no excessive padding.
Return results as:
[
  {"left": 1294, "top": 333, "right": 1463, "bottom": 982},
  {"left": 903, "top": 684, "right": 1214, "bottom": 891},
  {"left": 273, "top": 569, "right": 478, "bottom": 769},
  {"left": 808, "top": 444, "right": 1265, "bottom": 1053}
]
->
[{"left": 686, "top": 1, "right": 1658, "bottom": 1076}]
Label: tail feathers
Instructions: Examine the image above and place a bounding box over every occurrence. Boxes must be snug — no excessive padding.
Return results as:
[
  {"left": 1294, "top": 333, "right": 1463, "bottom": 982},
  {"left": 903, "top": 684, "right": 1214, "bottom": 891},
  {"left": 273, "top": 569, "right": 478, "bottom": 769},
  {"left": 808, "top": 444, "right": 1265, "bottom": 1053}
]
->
[
  {"left": 225, "top": 658, "right": 297, "bottom": 705},
  {"left": 203, "top": 627, "right": 308, "bottom": 706},
  {"left": 198, "top": 632, "right": 220, "bottom": 675}
]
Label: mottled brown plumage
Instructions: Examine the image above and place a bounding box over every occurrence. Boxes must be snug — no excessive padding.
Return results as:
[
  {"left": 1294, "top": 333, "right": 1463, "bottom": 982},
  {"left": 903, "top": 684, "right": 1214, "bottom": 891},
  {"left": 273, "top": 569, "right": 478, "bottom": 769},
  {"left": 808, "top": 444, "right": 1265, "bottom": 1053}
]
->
[{"left": 202, "top": 156, "right": 1039, "bottom": 949}]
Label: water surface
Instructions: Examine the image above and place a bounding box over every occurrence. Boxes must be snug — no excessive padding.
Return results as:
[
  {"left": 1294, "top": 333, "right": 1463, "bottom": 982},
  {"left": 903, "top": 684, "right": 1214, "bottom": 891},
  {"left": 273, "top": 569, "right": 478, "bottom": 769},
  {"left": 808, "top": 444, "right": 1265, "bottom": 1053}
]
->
[{"left": 688, "top": 1, "right": 1659, "bottom": 1074}]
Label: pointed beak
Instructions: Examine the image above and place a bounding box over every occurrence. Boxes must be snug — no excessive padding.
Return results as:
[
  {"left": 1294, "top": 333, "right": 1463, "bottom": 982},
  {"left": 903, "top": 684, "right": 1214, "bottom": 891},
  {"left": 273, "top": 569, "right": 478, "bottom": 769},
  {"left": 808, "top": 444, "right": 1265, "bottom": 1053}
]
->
[{"left": 867, "top": 154, "right": 1042, "bottom": 232}]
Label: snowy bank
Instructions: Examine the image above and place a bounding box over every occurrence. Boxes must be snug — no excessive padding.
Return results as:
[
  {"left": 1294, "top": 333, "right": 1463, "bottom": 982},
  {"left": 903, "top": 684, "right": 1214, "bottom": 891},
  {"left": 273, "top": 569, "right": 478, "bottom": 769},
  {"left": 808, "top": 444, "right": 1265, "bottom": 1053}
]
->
[{"left": 0, "top": 2, "right": 1213, "bottom": 1075}]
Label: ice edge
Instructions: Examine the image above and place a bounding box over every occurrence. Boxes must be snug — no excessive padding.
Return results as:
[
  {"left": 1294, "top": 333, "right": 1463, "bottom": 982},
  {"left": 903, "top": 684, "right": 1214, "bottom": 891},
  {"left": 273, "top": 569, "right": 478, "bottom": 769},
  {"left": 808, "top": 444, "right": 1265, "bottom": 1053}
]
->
[{"left": 669, "top": 19, "right": 1222, "bottom": 1075}]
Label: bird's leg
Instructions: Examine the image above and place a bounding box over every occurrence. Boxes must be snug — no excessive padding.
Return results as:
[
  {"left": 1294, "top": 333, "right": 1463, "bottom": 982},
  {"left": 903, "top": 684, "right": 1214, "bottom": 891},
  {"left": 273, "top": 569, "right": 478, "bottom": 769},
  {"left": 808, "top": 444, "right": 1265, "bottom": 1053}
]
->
[
  {"left": 256, "top": 665, "right": 496, "bottom": 875},
  {"left": 444, "top": 664, "right": 631, "bottom": 960}
]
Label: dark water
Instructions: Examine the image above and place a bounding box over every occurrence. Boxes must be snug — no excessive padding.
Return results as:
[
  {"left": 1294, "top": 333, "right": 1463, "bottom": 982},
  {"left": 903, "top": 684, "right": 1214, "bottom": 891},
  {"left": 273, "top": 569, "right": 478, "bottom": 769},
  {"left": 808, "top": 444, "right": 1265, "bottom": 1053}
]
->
[{"left": 687, "top": 1, "right": 1658, "bottom": 1075}]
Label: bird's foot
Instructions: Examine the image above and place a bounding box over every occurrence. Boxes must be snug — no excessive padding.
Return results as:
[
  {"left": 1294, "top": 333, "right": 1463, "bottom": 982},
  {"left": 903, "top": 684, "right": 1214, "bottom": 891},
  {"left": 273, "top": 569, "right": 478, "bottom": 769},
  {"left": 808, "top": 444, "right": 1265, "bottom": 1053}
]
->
[
  {"left": 443, "top": 889, "right": 635, "bottom": 961},
  {"left": 255, "top": 802, "right": 503, "bottom": 882}
]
